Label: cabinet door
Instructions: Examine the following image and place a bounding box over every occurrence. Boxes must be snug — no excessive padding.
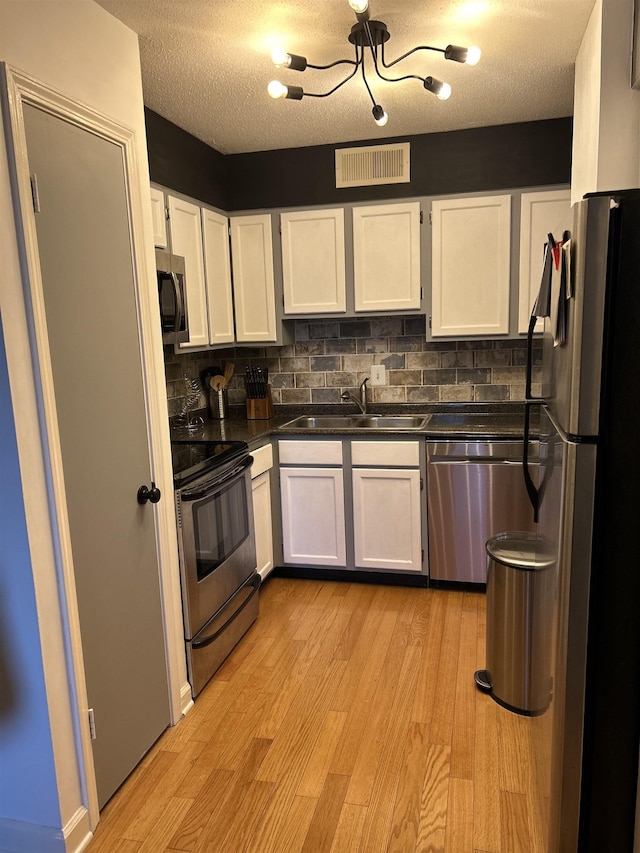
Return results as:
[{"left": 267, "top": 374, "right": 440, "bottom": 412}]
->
[
  {"left": 280, "top": 467, "right": 346, "bottom": 566},
  {"left": 352, "top": 468, "right": 422, "bottom": 572},
  {"left": 281, "top": 208, "right": 346, "bottom": 314},
  {"left": 150, "top": 187, "right": 167, "bottom": 248},
  {"left": 353, "top": 202, "right": 421, "bottom": 312},
  {"left": 202, "top": 208, "right": 234, "bottom": 345},
  {"left": 252, "top": 470, "right": 274, "bottom": 580},
  {"left": 431, "top": 195, "right": 511, "bottom": 337},
  {"left": 518, "top": 189, "right": 572, "bottom": 333},
  {"left": 167, "top": 195, "right": 209, "bottom": 348},
  {"left": 230, "top": 214, "right": 277, "bottom": 342}
]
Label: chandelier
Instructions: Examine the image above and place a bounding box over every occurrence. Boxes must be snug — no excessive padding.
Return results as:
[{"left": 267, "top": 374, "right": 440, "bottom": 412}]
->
[{"left": 267, "top": 0, "right": 481, "bottom": 127}]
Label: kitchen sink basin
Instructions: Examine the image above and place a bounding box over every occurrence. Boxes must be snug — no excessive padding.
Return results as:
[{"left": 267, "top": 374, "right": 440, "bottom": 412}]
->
[{"left": 280, "top": 414, "right": 429, "bottom": 430}]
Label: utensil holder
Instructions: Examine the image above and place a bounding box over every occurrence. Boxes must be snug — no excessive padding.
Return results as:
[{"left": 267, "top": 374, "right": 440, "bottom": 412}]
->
[
  {"left": 246, "top": 384, "right": 274, "bottom": 420},
  {"left": 209, "top": 387, "right": 228, "bottom": 419}
]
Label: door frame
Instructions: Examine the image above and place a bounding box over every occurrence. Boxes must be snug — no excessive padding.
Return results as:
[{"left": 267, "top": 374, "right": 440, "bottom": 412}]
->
[{"left": 1, "top": 64, "right": 189, "bottom": 836}]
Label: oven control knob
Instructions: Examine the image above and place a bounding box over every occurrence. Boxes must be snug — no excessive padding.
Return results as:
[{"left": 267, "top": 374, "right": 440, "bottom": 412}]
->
[{"left": 137, "top": 482, "right": 162, "bottom": 505}]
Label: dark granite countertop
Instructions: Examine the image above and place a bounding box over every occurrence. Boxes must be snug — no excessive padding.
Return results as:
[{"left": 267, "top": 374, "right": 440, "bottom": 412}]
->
[{"left": 171, "top": 402, "right": 537, "bottom": 446}]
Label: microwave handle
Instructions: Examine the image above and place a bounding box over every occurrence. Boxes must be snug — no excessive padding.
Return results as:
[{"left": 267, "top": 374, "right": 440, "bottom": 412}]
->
[
  {"left": 157, "top": 270, "right": 184, "bottom": 334},
  {"left": 170, "top": 272, "right": 185, "bottom": 334}
]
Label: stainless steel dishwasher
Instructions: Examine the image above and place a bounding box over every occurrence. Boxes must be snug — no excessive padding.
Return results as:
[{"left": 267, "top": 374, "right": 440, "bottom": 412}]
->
[{"left": 426, "top": 440, "right": 538, "bottom": 583}]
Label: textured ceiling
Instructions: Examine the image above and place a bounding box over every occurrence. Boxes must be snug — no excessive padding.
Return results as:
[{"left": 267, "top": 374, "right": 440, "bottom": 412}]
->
[{"left": 94, "top": 0, "right": 595, "bottom": 155}]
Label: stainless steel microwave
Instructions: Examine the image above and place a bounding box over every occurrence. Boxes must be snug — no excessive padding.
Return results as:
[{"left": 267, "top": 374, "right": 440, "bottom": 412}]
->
[{"left": 156, "top": 248, "right": 189, "bottom": 344}]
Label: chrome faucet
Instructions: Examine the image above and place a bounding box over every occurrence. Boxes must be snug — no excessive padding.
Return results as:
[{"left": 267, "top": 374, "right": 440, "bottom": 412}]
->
[{"left": 341, "top": 377, "right": 369, "bottom": 414}]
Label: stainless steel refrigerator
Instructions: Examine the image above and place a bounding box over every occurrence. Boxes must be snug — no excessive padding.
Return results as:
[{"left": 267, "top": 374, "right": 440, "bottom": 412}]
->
[{"left": 523, "top": 190, "right": 640, "bottom": 851}]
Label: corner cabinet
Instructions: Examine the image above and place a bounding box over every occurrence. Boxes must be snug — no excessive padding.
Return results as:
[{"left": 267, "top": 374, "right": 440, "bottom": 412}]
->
[
  {"left": 518, "top": 189, "right": 572, "bottom": 333},
  {"left": 250, "top": 443, "right": 274, "bottom": 581},
  {"left": 353, "top": 201, "right": 421, "bottom": 313},
  {"left": 150, "top": 186, "right": 167, "bottom": 249},
  {"left": 230, "top": 214, "right": 278, "bottom": 343},
  {"left": 431, "top": 194, "right": 511, "bottom": 337},
  {"left": 167, "top": 194, "right": 210, "bottom": 349},
  {"left": 281, "top": 208, "right": 346, "bottom": 314}
]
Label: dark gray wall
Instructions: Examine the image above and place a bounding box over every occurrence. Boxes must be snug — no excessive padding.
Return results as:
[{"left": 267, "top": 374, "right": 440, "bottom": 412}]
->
[{"left": 145, "top": 111, "right": 572, "bottom": 212}]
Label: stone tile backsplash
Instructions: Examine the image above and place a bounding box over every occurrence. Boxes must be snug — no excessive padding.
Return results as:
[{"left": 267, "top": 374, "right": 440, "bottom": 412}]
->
[{"left": 164, "top": 315, "right": 542, "bottom": 417}]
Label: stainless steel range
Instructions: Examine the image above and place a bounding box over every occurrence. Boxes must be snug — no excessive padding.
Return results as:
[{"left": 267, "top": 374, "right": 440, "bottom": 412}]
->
[{"left": 171, "top": 439, "right": 259, "bottom": 697}]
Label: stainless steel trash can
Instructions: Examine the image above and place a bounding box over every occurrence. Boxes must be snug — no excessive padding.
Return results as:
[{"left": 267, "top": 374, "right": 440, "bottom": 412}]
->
[{"left": 474, "top": 531, "right": 555, "bottom": 716}]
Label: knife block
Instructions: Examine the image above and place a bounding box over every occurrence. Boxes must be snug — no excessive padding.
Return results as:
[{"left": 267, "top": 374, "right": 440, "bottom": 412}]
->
[{"left": 246, "top": 384, "right": 274, "bottom": 420}]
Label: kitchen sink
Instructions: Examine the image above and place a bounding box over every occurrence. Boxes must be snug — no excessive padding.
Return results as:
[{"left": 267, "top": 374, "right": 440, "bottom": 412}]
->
[{"left": 280, "top": 414, "right": 429, "bottom": 430}]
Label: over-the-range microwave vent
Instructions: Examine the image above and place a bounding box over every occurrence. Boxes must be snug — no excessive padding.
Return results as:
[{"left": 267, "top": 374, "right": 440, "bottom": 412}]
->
[{"left": 335, "top": 142, "right": 410, "bottom": 188}]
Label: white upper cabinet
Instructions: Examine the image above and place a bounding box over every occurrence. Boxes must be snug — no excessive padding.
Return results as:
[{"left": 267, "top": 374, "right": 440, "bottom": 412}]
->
[
  {"left": 167, "top": 194, "right": 209, "bottom": 349},
  {"left": 353, "top": 201, "right": 421, "bottom": 313},
  {"left": 202, "top": 208, "right": 234, "bottom": 345},
  {"left": 150, "top": 187, "right": 167, "bottom": 248},
  {"left": 431, "top": 194, "right": 511, "bottom": 337},
  {"left": 280, "top": 208, "right": 346, "bottom": 314},
  {"left": 230, "top": 214, "right": 278, "bottom": 343},
  {"left": 518, "top": 189, "right": 572, "bottom": 333}
]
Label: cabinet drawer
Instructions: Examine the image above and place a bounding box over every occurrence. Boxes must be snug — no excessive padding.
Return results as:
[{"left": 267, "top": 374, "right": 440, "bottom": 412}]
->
[
  {"left": 251, "top": 443, "right": 273, "bottom": 478},
  {"left": 351, "top": 440, "right": 420, "bottom": 467},
  {"left": 278, "top": 439, "right": 343, "bottom": 465}
]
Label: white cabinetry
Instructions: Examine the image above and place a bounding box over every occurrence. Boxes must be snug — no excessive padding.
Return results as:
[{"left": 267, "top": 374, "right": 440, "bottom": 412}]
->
[
  {"left": 250, "top": 443, "right": 274, "bottom": 581},
  {"left": 351, "top": 441, "right": 422, "bottom": 573},
  {"left": 167, "top": 194, "right": 209, "bottom": 349},
  {"left": 281, "top": 208, "right": 346, "bottom": 314},
  {"left": 150, "top": 187, "right": 167, "bottom": 248},
  {"left": 431, "top": 194, "right": 511, "bottom": 337},
  {"left": 202, "top": 208, "right": 234, "bottom": 345},
  {"left": 518, "top": 189, "right": 572, "bottom": 333},
  {"left": 353, "top": 201, "right": 421, "bottom": 312},
  {"left": 230, "top": 214, "right": 278, "bottom": 342},
  {"left": 279, "top": 440, "right": 346, "bottom": 567}
]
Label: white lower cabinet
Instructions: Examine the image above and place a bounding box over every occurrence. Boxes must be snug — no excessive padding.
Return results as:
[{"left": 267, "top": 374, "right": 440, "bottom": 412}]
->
[
  {"left": 278, "top": 438, "right": 424, "bottom": 574},
  {"left": 280, "top": 467, "right": 346, "bottom": 566},
  {"left": 352, "top": 468, "right": 422, "bottom": 572},
  {"left": 251, "top": 444, "right": 274, "bottom": 580}
]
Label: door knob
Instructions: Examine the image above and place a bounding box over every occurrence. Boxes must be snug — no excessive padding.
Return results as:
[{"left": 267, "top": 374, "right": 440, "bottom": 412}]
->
[{"left": 137, "top": 482, "right": 162, "bottom": 505}]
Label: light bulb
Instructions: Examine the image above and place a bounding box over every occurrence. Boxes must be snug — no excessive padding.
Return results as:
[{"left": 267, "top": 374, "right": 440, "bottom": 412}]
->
[
  {"left": 271, "top": 47, "right": 290, "bottom": 68},
  {"left": 465, "top": 45, "right": 481, "bottom": 65},
  {"left": 348, "top": 0, "right": 369, "bottom": 13},
  {"left": 424, "top": 77, "right": 451, "bottom": 100},
  {"left": 267, "top": 80, "right": 288, "bottom": 100},
  {"left": 372, "top": 104, "right": 388, "bottom": 126}
]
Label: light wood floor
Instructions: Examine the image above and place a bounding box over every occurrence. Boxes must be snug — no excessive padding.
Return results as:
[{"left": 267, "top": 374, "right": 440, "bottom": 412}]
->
[{"left": 89, "top": 577, "right": 548, "bottom": 852}]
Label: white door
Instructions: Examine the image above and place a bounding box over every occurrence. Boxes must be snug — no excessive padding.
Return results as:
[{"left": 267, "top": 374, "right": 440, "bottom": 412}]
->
[
  {"left": 230, "top": 214, "right": 277, "bottom": 342},
  {"left": 281, "top": 208, "right": 346, "bottom": 314},
  {"left": 352, "top": 468, "right": 422, "bottom": 572},
  {"left": 168, "top": 195, "right": 209, "bottom": 349},
  {"left": 150, "top": 187, "right": 167, "bottom": 248},
  {"left": 431, "top": 195, "right": 511, "bottom": 337},
  {"left": 252, "top": 470, "right": 274, "bottom": 580},
  {"left": 353, "top": 201, "right": 421, "bottom": 312},
  {"left": 23, "top": 105, "right": 170, "bottom": 808},
  {"left": 280, "top": 467, "right": 346, "bottom": 566},
  {"left": 202, "top": 207, "right": 235, "bottom": 345}
]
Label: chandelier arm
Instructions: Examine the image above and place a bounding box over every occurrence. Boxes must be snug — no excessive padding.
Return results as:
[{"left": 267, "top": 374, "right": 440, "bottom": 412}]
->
[
  {"left": 303, "top": 50, "right": 362, "bottom": 98},
  {"left": 380, "top": 42, "right": 445, "bottom": 69},
  {"left": 365, "top": 28, "right": 427, "bottom": 86},
  {"left": 307, "top": 58, "right": 358, "bottom": 71},
  {"left": 360, "top": 49, "right": 377, "bottom": 108}
]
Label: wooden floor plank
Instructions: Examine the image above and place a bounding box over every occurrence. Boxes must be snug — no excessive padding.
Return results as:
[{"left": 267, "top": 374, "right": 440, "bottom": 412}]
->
[
  {"left": 444, "top": 776, "right": 474, "bottom": 852},
  {"left": 301, "top": 773, "right": 350, "bottom": 853},
  {"left": 415, "top": 743, "right": 451, "bottom": 853},
  {"left": 387, "top": 721, "right": 431, "bottom": 853},
  {"left": 500, "top": 790, "right": 533, "bottom": 853},
  {"left": 451, "top": 608, "right": 478, "bottom": 780},
  {"left": 330, "top": 802, "right": 368, "bottom": 853}
]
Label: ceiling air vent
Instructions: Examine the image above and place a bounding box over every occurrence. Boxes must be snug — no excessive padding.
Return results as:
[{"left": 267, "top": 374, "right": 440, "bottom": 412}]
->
[{"left": 335, "top": 142, "right": 410, "bottom": 188}]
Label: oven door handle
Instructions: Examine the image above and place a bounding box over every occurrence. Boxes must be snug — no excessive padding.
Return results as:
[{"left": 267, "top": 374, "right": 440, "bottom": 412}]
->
[
  {"left": 191, "top": 574, "right": 261, "bottom": 650},
  {"left": 180, "top": 455, "right": 253, "bottom": 501}
]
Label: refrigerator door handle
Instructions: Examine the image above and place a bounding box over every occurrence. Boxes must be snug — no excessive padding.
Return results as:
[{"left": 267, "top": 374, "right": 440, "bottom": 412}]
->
[{"left": 522, "top": 401, "right": 540, "bottom": 523}]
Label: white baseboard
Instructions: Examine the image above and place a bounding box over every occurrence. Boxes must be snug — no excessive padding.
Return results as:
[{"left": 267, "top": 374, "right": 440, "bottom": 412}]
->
[
  {"left": 63, "top": 806, "right": 92, "bottom": 853},
  {"left": 180, "top": 680, "right": 194, "bottom": 718}
]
